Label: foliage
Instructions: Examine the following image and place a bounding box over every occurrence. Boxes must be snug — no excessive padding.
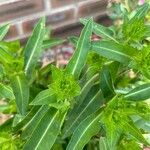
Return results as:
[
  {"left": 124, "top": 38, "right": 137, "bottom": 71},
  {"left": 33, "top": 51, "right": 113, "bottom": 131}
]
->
[{"left": 0, "top": 3, "right": 150, "bottom": 150}]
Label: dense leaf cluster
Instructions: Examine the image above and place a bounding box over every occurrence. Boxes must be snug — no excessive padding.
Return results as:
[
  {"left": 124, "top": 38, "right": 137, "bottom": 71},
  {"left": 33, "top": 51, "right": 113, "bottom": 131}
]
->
[{"left": 0, "top": 3, "right": 150, "bottom": 150}]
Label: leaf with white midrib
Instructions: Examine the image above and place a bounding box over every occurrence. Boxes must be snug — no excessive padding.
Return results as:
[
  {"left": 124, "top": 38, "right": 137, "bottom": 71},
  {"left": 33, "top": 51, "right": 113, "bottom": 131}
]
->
[
  {"left": 21, "top": 105, "right": 49, "bottom": 139},
  {"left": 0, "top": 24, "right": 10, "bottom": 40},
  {"left": 80, "top": 18, "right": 118, "bottom": 43},
  {"left": 42, "top": 38, "right": 65, "bottom": 49},
  {"left": 23, "top": 108, "right": 67, "bottom": 150},
  {"left": 63, "top": 90, "right": 101, "bottom": 138},
  {"left": 10, "top": 74, "right": 29, "bottom": 115},
  {"left": 92, "top": 41, "right": 134, "bottom": 64},
  {"left": 30, "top": 89, "right": 56, "bottom": 105},
  {"left": 120, "top": 120, "right": 149, "bottom": 145},
  {"left": 13, "top": 106, "right": 40, "bottom": 131},
  {"left": 125, "top": 83, "right": 150, "bottom": 101},
  {"left": 24, "top": 18, "right": 45, "bottom": 76},
  {"left": 134, "top": 3, "right": 149, "bottom": 19},
  {"left": 0, "top": 83, "right": 14, "bottom": 100},
  {"left": 65, "top": 18, "right": 93, "bottom": 79},
  {"left": 66, "top": 109, "right": 102, "bottom": 150}
]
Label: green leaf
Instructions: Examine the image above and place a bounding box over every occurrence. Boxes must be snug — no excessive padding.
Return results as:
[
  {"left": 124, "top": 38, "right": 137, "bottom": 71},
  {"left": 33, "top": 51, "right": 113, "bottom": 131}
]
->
[
  {"left": 0, "top": 45, "right": 14, "bottom": 64},
  {"left": 80, "top": 18, "right": 118, "bottom": 43},
  {"left": 104, "top": 120, "right": 121, "bottom": 150},
  {"left": 92, "top": 41, "right": 135, "bottom": 64},
  {"left": 120, "top": 120, "right": 149, "bottom": 145},
  {"left": 63, "top": 84, "right": 104, "bottom": 138},
  {"left": 24, "top": 18, "right": 45, "bottom": 76},
  {"left": 65, "top": 18, "right": 93, "bottom": 79},
  {"left": 100, "top": 65, "right": 115, "bottom": 99},
  {"left": 10, "top": 73, "right": 29, "bottom": 115},
  {"left": 79, "top": 73, "right": 99, "bottom": 103},
  {"left": 23, "top": 108, "right": 67, "bottom": 150},
  {"left": 0, "top": 83, "right": 14, "bottom": 100},
  {"left": 30, "top": 89, "right": 56, "bottom": 105},
  {"left": 42, "top": 38, "right": 65, "bottom": 49},
  {"left": 66, "top": 109, "right": 102, "bottom": 150},
  {"left": 79, "top": 66, "right": 99, "bottom": 87},
  {"left": 134, "top": 3, "right": 150, "bottom": 19},
  {"left": 125, "top": 83, "right": 150, "bottom": 101},
  {"left": 122, "top": 18, "right": 147, "bottom": 42},
  {"left": 13, "top": 106, "right": 40, "bottom": 132},
  {"left": 21, "top": 105, "right": 49, "bottom": 139},
  {"left": 0, "top": 24, "right": 10, "bottom": 40},
  {"left": 0, "top": 40, "right": 20, "bottom": 53}
]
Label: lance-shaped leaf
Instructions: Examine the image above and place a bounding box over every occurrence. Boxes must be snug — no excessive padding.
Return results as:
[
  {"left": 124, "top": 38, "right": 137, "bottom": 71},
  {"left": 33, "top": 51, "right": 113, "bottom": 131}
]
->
[
  {"left": 66, "top": 109, "right": 102, "bottom": 150},
  {"left": 79, "top": 73, "right": 99, "bottom": 102},
  {"left": 13, "top": 106, "right": 40, "bottom": 132},
  {"left": 0, "top": 83, "right": 14, "bottom": 100},
  {"left": 21, "top": 105, "right": 49, "bottom": 139},
  {"left": 10, "top": 73, "right": 29, "bottom": 115},
  {"left": 125, "top": 83, "right": 150, "bottom": 101},
  {"left": 134, "top": 3, "right": 150, "bottom": 19},
  {"left": 100, "top": 65, "right": 115, "bottom": 99},
  {"left": 42, "top": 38, "right": 65, "bottom": 49},
  {"left": 92, "top": 41, "right": 135, "bottom": 64},
  {"left": 30, "top": 89, "right": 56, "bottom": 105},
  {"left": 119, "top": 120, "right": 149, "bottom": 145},
  {"left": 0, "top": 24, "right": 10, "bottom": 40},
  {"left": 63, "top": 84, "right": 104, "bottom": 138},
  {"left": 23, "top": 108, "right": 67, "bottom": 150},
  {"left": 65, "top": 18, "right": 93, "bottom": 79},
  {"left": 80, "top": 18, "right": 118, "bottom": 43},
  {"left": 24, "top": 18, "right": 45, "bottom": 76}
]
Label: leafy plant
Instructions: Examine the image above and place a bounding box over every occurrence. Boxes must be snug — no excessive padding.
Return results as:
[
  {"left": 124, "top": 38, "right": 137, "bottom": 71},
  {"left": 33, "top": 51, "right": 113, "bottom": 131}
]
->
[{"left": 1, "top": 3, "right": 150, "bottom": 150}]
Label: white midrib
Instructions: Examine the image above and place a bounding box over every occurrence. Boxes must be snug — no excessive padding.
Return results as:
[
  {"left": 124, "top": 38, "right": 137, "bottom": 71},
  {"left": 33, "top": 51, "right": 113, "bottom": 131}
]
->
[
  {"left": 70, "top": 113, "right": 101, "bottom": 150},
  {"left": 137, "top": 6, "right": 147, "bottom": 18},
  {"left": 33, "top": 90, "right": 54, "bottom": 104},
  {"left": 34, "top": 111, "right": 58, "bottom": 150},
  {"left": 17, "top": 76, "right": 24, "bottom": 114},
  {"left": 125, "top": 86, "right": 150, "bottom": 98},
  {"left": 71, "top": 23, "right": 90, "bottom": 75},
  {"left": 94, "top": 24, "right": 119, "bottom": 44},
  {"left": 25, "top": 25, "right": 43, "bottom": 74},
  {"left": 80, "top": 74, "right": 99, "bottom": 93},
  {"left": 23, "top": 106, "right": 47, "bottom": 129},
  {"left": 0, "top": 25, "right": 9, "bottom": 40},
  {"left": 94, "top": 45, "right": 131, "bottom": 60},
  {"left": 64, "top": 90, "right": 100, "bottom": 137},
  {"left": 2, "top": 84, "right": 14, "bottom": 96}
]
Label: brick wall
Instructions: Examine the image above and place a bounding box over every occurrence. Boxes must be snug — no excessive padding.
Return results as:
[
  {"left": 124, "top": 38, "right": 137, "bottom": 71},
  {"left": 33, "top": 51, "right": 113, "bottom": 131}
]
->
[{"left": 0, "top": 0, "right": 108, "bottom": 42}]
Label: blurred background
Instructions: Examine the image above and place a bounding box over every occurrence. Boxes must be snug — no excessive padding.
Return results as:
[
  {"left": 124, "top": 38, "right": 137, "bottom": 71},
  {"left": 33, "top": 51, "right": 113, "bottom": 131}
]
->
[{"left": 0, "top": 0, "right": 110, "bottom": 41}]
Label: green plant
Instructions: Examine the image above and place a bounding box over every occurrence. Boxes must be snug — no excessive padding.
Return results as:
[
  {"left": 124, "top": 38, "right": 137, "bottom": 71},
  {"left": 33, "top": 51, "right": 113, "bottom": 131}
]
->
[{"left": 1, "top": 3, "right": 150, "bottom": 150}]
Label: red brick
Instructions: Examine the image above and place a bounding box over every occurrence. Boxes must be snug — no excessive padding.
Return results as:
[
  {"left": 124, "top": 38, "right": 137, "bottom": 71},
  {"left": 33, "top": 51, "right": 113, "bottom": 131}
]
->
[
  {"left": 51, "top": 0, "right": 75, "bottom": 8},
  {"left": 22, "top": 8, "right": 75, "bottom": 34},
  {"left": 5, "top": 24, "right": 19, "bottom": 39},
  {"left": 77, "top": 0, "right": 107, "bottom": 18},
  {"left": 52, "top": 22, "right": 81, "bottom": 38},
  {"left": 46, "top": 8, "right": 75, "bottom": 26},
  {"left": 0, "top": 0, "right": 44, "bottom": 23}
]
